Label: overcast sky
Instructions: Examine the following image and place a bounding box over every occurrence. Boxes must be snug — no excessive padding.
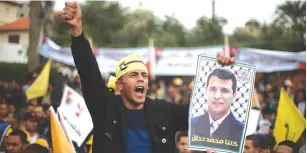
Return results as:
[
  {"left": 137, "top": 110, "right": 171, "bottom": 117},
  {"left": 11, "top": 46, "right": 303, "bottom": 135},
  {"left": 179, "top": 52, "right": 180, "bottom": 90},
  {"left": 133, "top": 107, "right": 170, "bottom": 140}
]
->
[{"left": 54, "top": 0, "right": 285, "bottom": 34}]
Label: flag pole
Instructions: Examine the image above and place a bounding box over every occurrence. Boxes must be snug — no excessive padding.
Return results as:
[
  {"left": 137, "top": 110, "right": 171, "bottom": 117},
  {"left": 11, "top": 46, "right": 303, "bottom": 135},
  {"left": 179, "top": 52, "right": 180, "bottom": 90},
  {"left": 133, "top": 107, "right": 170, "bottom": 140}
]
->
[
  {"left": 224, "top": 34, "right": 230, "bottom": 57},
  {"left": 149, "top": 38, "right": 156, "bottom": 81}
]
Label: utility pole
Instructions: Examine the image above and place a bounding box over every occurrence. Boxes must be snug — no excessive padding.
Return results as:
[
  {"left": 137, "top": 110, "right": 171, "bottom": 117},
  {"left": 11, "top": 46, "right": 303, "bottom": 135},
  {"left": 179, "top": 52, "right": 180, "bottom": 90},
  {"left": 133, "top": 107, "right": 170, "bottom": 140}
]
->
[
  {"left": 212, "top": 0, "right": 215, "bottom": 21},
  {"left": 28, "top": 1, "right": 54, "bottom": 72}
]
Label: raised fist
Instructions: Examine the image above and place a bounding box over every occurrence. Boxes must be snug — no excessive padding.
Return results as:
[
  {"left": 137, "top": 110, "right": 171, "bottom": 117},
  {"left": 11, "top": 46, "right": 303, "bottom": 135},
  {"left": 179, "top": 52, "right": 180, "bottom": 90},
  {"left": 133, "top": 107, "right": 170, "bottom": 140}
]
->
[{"left": 61, "top": 1, "right": 82, "bottom": 36}]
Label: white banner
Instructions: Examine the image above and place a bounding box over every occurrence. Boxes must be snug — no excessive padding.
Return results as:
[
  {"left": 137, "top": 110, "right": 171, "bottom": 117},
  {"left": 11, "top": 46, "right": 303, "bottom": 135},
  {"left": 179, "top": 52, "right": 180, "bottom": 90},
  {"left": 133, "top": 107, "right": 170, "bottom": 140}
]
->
[
  {"left": 236, "top": 48, "right": 306, "bottom": 72},
  {"left": 245, "top": 109, "right": 261, "bottom": 136},
  {"left": 155, "top": 46, "right": 223, "bottom": 76},
  {"left": 40, "top": 38, "right": 224, "bottom": 76},
  {"left": 40, "top": 38, "right": 76, "bottom": 66},
  {"left": 57, "top": 85, "right": 93, "bottom": 147},
  {"left": 40, "top": 38, "right": 149, "bottom": 74},
  {"left": 95, "top": 47, "right": 149, "bottom": 74},
  {"left": 41, "top": 38, "right": 306, "bottom": 75}
]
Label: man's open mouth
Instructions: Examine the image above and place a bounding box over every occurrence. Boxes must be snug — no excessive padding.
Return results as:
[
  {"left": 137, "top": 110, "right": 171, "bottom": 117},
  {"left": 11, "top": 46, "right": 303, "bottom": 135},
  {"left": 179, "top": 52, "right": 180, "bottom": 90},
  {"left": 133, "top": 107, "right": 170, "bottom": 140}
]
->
[{"left": 135, "top": 86, "right": 145, "bottom": 94}]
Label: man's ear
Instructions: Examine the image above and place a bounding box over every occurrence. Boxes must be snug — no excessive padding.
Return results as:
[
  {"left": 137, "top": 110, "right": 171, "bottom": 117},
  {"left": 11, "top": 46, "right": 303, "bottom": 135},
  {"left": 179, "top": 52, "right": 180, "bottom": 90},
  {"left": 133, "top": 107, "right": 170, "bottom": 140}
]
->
[
  {"left": 256, "top": 147, "right": 260, "bottom": 153},
  {"left": 116, "top": 80, "right": 123, "bottom": 91},
  {"left": 23, "top": 143, "right": 29, "bottom": 150}
]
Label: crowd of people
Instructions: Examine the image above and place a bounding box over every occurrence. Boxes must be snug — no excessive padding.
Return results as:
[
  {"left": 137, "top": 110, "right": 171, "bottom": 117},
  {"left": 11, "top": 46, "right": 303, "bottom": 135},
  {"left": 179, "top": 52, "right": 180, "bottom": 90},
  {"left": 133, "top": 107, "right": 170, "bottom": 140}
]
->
[
  {"left": 0, "top": 69, "right": 305, "bottom": 153},
  {"left": 0, "top": 71, "right": 86, "bottom": 153},
  {"left": 0, "top": 1, "right": 305, "bottom": 153}
]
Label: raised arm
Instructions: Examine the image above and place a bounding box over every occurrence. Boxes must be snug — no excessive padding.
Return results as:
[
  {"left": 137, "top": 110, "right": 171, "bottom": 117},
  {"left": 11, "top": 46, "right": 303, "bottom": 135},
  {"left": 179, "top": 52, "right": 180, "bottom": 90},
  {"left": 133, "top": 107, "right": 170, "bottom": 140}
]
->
[{"left": 61, "top": 2, "right": 112, "bottom": 122}]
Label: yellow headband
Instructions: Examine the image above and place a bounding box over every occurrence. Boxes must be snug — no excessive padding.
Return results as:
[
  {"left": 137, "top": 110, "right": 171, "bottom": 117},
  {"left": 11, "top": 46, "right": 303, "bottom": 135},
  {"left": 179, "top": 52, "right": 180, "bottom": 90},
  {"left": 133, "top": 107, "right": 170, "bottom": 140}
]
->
[
  {"left": 5, "top": 127, "right": 12, "bottom": 137},
  {"left": 115, "top": 54, "right": 148, "bottom": 80},
  {"left": 35, "top": 138, "right": 49, "bottom": 148}
]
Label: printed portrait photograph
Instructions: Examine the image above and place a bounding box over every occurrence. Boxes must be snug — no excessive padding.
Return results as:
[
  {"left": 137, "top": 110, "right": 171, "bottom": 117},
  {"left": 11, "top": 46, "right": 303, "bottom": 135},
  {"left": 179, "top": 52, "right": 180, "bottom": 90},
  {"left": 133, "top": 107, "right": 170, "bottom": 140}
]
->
[{"left": 188, "top": 56, "right": 256, "bottom": 153}]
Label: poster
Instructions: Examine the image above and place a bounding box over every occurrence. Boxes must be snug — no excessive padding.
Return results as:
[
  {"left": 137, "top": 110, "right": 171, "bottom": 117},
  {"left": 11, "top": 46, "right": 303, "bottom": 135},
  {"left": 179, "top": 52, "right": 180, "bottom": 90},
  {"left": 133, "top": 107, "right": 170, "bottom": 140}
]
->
[
  {"left": 57, "top": 85, "right": 93, "bottom": 147},
  {"left": 188, "top": 55, "right": 256, "bottom": 153}
]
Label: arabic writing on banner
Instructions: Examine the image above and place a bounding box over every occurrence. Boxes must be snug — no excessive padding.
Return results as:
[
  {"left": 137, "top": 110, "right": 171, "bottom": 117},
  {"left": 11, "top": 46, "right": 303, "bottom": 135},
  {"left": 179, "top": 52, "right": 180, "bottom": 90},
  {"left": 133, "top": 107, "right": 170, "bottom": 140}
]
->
[
  {"left": 57, "top": 85, "right": 93, "bottom": 147},
  {"left": 96, "top": 48, "right": 149, "bottom": 74},
  {"left": 235, "top": 48, "right": 306, "bottom": 72},
  {"left": 40, "top": 38, "right": 306, "bottom": 75},
  {"left": 154, "top": 46, "right": 223, "bottom": 76},
  {"left": 40, "top": 38, "right": 224, "bottom": 76}
]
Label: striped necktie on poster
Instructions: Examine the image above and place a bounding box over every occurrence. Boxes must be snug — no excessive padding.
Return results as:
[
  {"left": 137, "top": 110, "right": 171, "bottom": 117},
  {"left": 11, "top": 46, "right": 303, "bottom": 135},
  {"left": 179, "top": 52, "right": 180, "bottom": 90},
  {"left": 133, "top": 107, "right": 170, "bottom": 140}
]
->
[{"left": 210, "top": 121, "right": 219, "bottom": 137}]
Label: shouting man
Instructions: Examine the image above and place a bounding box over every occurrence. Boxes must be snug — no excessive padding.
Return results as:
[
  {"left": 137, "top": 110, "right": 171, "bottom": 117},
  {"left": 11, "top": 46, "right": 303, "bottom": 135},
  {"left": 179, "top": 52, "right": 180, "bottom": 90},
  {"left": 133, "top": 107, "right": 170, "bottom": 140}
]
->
[{"left": 61, "top": 2, "right": 235, "bottom": 153}]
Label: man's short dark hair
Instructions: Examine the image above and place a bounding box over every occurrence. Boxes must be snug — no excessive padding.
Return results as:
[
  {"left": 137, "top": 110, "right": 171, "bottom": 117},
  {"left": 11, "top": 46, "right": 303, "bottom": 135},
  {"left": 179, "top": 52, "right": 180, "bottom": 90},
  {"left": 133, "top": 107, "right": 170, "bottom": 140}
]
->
[
  {"left": 246, "top": 134, "right": 260, "bottom": 148},
  {"left": 23, "top": 144, "right": 49, "bottom": 153},
  {"left": 8, "top": 112, "right": 21, "bottom": 122},
  {"left": 8, "top": 129, "right": 28, "bottom": 144},
  {"left": 23, "top": 112, "right": 38, "bottom": 121},
  {"left": 206, "top": 68, "right": 237, "bottom": 93},
  {"left": 278, "top": 140, "right": 299, "bottom": 153},
  {"left": 176, "top": 130, "right": 188, "bottom": 143},
  {"left": 257, "top": 134, "right": 270, "bottom": 149}
]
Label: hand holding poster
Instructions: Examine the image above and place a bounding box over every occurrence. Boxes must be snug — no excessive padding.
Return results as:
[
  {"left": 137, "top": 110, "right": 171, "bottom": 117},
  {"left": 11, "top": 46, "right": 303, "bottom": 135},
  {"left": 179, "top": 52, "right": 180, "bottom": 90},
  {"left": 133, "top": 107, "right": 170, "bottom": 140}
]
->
[
  {"left": 57, "top": 85, "right": 93, "bottom": 147},
  {"left": 188, "top": 55, "right": 256, "bottom": 153}
]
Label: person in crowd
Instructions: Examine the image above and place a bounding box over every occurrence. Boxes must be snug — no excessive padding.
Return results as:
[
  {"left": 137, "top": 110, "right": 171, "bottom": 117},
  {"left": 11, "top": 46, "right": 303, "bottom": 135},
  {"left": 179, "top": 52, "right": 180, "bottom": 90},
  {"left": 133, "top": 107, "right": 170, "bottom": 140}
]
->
[
  {"left": 6, "top": 129, "right": 29, "bottom": 153},
  {"left": 176, "top": 131, "right": 192, "bottom": 153},
  {"left": 61, "top": 1, "right": 235, "bottom": 153},
  {"left": 294, "top": 90, "right": 306, "bottom": 117},
  {"left": 24, "top": 105, "right": 35, "bottom": 114},
  {"left": 33, "top": 105, "right": 45, "bottom": 124},
  {"left": 257, "top": 120, "right": 272, "bottom": 135},
  {"left": 6, "top": 113, "right": 20, "bottom": 130},
  {"left": 0, "top": 102, "right": 8, "bottom": 122},
  {"left": 261, "top": 107, "right": 274, "bottom": 124},
  {"left": 22, "top": 113, "right": 40, "bottom": 144},
  {"left": 244, "top": 135, "right": 261, "bottom": 153},
  {"left": 266, "top": 91, "right": 277, "bottom": 113},
  {"left": 22, "top": 143, "right": 49, "bottom": 153},
  {"left": 276, "top": 140, "right": 299, "bottom": 153},
  {"left": 148, "top": 80, "right": 165, "bottom": 100},
  {"left": 8, "top": 104, "right": 16, "bottom": 114},
  {"left": 257, "top": 134, "right": 272, "bottom": 153},
  {"left": 166, "top": 83, "right": 183, "bottom": 104}
]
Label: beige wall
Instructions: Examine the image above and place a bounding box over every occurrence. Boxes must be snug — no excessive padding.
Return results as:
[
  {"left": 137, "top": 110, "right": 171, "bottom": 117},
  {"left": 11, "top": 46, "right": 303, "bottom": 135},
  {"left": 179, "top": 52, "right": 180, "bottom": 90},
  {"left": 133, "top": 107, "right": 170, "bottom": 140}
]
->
[
  {"left": 0, "top": 31, "right": 29, "bottom": 47},
  {"left": 0, "top": 2, "right": 20, "bottom": 25}
]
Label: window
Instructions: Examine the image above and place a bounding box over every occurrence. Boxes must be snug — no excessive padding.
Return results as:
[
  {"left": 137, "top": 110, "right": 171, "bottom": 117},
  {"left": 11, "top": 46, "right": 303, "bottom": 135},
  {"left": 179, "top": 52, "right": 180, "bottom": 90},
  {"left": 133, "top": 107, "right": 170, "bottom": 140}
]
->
[{"left": 8, "top": 35, "right": 20, "bottom": 44}]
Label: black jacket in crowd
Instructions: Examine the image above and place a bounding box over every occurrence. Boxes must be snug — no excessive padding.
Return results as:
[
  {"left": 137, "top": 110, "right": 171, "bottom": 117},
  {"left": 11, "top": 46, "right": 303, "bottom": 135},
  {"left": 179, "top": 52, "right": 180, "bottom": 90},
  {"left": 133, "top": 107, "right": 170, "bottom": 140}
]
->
[{"left": 70, "top": 32, "right": 189, "bottom": 153}]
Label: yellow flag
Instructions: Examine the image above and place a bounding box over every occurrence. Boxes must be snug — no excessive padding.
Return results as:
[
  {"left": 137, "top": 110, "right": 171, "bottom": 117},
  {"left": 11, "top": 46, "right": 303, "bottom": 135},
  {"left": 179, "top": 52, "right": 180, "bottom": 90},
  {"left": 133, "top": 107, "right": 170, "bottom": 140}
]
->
[
  {"left": 252, "top": 90, "right": 260, "bottom": 109},
  {"left": 26, "top": 59, "right": 52, "bottom": 100},
  {"left": 49, "top": 106, "right": 75, "bottom": 153},
  {"left": 273, "top": 88, "right": 306, "bottom": 145},
  {"left": 89, "top": 145, "right": 92, "bottom": 153},
  {"left": 86, "top": 135, "right": 93, "bottom": 153}
]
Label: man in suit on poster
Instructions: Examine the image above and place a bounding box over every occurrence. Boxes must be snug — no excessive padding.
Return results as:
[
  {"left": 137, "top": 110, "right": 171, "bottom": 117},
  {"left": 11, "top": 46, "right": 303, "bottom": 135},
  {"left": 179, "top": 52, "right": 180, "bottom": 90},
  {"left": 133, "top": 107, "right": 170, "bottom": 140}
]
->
[{"left": 190, "top": 68, "right": 244, "bottom": 152}]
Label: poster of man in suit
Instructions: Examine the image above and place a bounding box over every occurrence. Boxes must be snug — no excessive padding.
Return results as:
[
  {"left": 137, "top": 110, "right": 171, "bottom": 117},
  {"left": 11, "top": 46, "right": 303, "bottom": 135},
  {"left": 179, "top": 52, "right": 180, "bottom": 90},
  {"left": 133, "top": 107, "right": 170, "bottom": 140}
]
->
[{"left": 188, "top": 55, "right": 256, "bottom": 153}]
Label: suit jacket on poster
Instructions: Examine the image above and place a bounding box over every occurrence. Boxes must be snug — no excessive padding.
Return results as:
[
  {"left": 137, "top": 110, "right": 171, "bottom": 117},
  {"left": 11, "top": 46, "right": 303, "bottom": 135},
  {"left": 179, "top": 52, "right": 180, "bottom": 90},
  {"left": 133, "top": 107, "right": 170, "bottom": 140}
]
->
[
  {"left": 190, "top": 112, "right": 244, "bottom": 152},
  {"left": 70, "top": 32, "right": 189, "bottom": 153}
]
